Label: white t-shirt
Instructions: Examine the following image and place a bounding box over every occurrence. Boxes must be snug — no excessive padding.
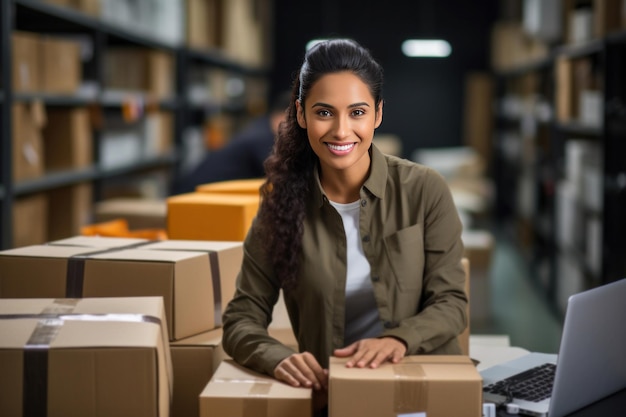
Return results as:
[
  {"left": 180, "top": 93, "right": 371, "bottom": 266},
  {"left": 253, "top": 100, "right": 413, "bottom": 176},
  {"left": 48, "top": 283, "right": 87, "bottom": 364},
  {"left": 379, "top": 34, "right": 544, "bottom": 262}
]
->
[{"left": 330, "top": 199, "right": 383, "bottom": 346}]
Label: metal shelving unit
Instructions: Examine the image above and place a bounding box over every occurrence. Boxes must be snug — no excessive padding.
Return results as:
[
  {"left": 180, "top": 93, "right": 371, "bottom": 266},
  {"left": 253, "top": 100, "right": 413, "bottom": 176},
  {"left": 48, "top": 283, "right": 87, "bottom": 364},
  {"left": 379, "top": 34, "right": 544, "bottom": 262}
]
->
[{"left": 0, "top": 0, "right": 271, "bottom": 249}]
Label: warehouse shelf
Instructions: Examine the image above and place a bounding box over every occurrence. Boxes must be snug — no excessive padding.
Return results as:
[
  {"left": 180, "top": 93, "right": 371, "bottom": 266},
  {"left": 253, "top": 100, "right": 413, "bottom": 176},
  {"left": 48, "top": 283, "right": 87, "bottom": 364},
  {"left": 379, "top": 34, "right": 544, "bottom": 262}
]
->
[{"left": 1, "top": 0, "right": 272, "bottom": 249}]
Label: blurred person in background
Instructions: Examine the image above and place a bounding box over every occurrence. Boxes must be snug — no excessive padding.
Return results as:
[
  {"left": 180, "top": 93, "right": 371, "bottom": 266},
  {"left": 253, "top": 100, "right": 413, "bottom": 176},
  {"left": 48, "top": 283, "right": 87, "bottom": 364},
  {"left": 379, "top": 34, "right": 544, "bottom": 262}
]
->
[{"left": 172, "top": 91, "right": 291, "bottom": 194}]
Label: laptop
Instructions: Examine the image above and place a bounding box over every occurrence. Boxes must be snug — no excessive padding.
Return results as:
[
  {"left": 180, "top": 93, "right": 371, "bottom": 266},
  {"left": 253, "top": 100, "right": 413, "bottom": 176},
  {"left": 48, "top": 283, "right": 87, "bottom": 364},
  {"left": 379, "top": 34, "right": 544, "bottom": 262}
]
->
[{"left": 481, "top": 278, "right": 626, "bottom": 417}]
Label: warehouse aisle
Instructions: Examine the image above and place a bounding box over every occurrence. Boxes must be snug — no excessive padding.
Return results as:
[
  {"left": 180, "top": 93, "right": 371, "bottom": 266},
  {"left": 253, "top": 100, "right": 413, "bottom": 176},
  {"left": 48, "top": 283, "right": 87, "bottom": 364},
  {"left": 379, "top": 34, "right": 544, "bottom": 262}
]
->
[{"left": 471, "top": 227, "right": 564, "bottom": 354}]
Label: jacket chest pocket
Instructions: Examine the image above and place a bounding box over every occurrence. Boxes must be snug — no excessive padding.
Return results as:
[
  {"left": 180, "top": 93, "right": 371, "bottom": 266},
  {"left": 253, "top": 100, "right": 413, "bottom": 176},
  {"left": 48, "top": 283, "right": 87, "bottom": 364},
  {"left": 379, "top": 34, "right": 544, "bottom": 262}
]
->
[{"left": 383, "top": 223, "right": 424, "bottom": 291}]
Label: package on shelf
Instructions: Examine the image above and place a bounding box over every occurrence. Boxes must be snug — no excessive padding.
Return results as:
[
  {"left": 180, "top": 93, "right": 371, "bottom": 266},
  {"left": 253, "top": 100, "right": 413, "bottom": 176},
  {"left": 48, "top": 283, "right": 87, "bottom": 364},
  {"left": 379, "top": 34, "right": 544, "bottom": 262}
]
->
[
  {"left": 564, "top": 0, "right": 624, "bottom": 43},
  {"left": 578, "top": 89, "right": 603, "bottom": 127},
  {"left": 98, "top": 113, "right": 144, "bottom": 170},
  {"left": 490, "top": 20, "right": 549, "bottom": 72},
  {"left": 104, "top": 46, "right": 174, "bottom": 99},
  {"left": 11, "top": 31, "right": 40, "bottom": 92},
  {"left": 0, "top": 244, "right": 215, "bottom": 340},
  {"left": 144, "top": 110, "right": 174, "bottom": 158},
  {"left": 43, "top": 107, "right": 93, "bottom": 171},
  {"left": 12, "top": 194, "right": 48, "bottom": 248},
  {"left": 40, "top": 35, "right": 82, "bottom": 94},
  {"left": 95, "top": 197, "right": 168, "bottom": 230},
  {"left": 329, "top": 356, "right": 482, "bottom": 417},
  {"left": 47, "top": 183, "right": 93, "bottom": 241},
  {"left": 167, "top": 192, "right": 260, "bottom": 241},
  {"left": 185, "top": 0, "right": 223, "bottom": 50},
  {"left": 170, "top": 328, "right": 223, "bottom": 417},
  {"left": 12, "top": 102, "right": 46, "bottom": 182},
  {"left": 0, "top": 296, "right": 172, "bottom": 417},
  {"left": 221, "top": 0, "right": 273, "bottom": 67},
  {"left": 44, "top": 0, "right": 101, "bottom": 16},
  {"left": 200, "top": 359, "right": 312, "bottom": 417}
]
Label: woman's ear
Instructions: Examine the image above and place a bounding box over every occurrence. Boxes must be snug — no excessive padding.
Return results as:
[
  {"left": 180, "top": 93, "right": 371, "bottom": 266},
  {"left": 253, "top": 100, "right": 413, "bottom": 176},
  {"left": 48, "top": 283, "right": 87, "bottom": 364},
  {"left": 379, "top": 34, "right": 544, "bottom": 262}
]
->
[
  {"left": 296, "top": 99, "right": 307, "bottom": 129},
  {"left": 374, "top": 100, "right": 383, "bottom": 129}
]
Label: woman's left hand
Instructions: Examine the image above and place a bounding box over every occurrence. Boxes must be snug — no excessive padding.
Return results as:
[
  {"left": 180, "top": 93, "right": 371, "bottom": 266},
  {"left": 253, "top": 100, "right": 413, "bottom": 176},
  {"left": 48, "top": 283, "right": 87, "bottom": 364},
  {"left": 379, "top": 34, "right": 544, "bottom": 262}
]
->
[{"left": 333, "top": 337, "right": 407, "bottom": 368}]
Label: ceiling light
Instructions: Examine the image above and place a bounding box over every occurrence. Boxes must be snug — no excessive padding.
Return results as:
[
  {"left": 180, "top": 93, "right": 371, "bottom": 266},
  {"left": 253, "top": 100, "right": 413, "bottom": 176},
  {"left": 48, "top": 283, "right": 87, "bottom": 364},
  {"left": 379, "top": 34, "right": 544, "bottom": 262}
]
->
[{"left": 401, "top": 39, "right": 452, "bottom": 58}]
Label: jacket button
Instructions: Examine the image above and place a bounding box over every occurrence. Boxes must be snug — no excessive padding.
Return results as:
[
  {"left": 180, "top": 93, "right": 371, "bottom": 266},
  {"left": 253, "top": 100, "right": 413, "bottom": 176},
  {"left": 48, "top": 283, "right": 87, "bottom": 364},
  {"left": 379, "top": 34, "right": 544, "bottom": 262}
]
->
[
  {"left": 372, "top": 275, "right": 380, "bottom": 282},
  {"left": 384, "top": 321, "right": 398, "bottom": 329},
  {"left": 361, "top": 199, "right": 367, "bottom": 207},
  {"left": 362, "top": 235, "right": 370, "bottom": 243}
]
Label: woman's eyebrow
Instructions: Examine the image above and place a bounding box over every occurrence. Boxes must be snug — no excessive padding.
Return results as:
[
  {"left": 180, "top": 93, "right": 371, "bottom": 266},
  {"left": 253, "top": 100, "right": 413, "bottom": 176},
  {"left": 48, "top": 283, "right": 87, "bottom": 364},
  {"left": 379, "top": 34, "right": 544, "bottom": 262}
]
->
[{"left": 311, "top": 101, "right": 371, "bottom": 108}]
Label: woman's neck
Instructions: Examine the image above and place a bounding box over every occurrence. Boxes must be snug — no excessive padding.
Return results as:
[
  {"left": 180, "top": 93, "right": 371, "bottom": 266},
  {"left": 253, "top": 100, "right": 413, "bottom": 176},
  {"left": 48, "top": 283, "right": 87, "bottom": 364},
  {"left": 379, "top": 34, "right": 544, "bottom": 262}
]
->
[{"left": 319, "top": 167, "right": 368, "bottom": 204}]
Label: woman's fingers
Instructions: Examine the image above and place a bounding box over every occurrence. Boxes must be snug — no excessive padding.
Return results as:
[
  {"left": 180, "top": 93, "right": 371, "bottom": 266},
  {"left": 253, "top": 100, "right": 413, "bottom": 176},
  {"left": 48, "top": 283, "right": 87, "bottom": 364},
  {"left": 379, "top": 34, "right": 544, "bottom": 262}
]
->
[{"left": 274, "top": 352, "right": 328, "bottom": 390}]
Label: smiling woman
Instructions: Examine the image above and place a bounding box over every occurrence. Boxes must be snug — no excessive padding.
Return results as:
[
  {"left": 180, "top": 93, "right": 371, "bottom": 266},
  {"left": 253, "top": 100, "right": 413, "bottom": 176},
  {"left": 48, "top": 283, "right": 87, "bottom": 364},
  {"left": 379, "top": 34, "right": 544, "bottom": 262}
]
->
[{"left": 221, "top": 38, "right": 468, "bottom": 416}]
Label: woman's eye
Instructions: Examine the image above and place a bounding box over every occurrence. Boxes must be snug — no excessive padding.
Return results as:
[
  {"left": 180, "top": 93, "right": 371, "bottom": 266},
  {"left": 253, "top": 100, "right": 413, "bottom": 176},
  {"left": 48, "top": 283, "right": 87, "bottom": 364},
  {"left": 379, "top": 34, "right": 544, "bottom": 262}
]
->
[
  {"left": 352, "top": 109, "right": 365, "bottom": 117},
  {"left": 317, "top": 109, "right": 332, "bottom": 117}
]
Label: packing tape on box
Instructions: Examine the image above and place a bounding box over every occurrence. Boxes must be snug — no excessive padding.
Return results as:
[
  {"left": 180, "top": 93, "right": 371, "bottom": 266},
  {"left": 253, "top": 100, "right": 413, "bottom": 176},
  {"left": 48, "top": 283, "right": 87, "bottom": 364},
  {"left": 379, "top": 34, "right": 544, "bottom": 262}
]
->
[
  {"left": 393, "top": 363, "right": 428, "bottom": 414},
  {"left": 0, "top": 300, "right": 166, "bottom": 417},
  {"left": 64, "top": 240, "right": 154, "bottom": 297},
  {"left": 213, "top": 379, "right": 272, "bottom": 417}
]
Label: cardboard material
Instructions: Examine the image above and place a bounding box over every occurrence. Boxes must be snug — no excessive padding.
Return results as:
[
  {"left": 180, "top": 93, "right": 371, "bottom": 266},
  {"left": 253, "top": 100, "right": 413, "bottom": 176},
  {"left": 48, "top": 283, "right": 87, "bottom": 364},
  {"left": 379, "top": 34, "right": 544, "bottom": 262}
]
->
[
  {"left": 170, "top": 328, "right": 223, "bottom": 417},
  {"left": 49, "top": 235, "right": 149, "bottom": 248},
  {"left": 94, "top": 198, "right": 167, "bottom": 230},
  {"left": 196, "top": 178, "right": 265, "bottom": 195},
  {"left": 200, "top": 359, "right": 312, "bottom": 417},
  {"left": 0, "top": 245, "right": 214, "bottom": 340},
  {"left": 40, "top": 36, "right": 82, "bottom": 94},
  {"left": 47, "top": 183, "right": 93, "bottom": 241},
  {"left": 43, "top": 107, "right": 93, "bottom": 171},
  {"left": 329, "top": 355, "right": 482, "bottom": 417},
  {"left": 12, "top": 103, "right": 45, "bottom": 182},
  {"left": 12, "top": 194, "right": 48, "bottom": 248},
  {"left": 167, "top": 192, "right": 260, "bottom": 241},
  {"left": 140, "top": 240, "right": 243, "bottom": 326},
  {"left": 0, "top": 297, "right": 172, "bottom": 417},
  {"left": 12, "top": 31, "right": 40, "bottom": 92}
]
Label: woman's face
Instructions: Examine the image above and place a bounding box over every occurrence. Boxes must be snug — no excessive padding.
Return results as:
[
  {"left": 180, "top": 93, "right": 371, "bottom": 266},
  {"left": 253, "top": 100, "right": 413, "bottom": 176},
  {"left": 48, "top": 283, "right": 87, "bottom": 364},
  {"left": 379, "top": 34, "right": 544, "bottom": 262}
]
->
[{"left": 296, "top": 71, "right": 382, "bottom": 178}]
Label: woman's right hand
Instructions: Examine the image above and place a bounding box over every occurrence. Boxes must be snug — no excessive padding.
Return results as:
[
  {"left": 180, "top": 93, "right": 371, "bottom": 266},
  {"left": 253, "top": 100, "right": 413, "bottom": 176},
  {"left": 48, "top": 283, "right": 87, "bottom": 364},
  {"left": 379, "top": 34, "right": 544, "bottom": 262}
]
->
[{"left": 273, "top": 352, "right": 328, "bottom": 391}]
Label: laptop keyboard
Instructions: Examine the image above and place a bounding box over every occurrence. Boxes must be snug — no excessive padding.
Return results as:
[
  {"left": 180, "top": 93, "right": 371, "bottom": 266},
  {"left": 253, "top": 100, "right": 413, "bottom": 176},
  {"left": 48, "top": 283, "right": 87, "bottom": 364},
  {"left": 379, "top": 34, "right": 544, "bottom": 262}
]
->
[{"left": 483, "top": 363, "right": 556, "bottom": 403}]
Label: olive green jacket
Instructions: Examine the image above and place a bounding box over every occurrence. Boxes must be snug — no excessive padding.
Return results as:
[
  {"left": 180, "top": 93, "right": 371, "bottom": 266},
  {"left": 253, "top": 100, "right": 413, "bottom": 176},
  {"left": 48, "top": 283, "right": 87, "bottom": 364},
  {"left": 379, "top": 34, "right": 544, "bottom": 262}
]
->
[{"left": 222, "top": 145, "right": 467, "bottom": 377}]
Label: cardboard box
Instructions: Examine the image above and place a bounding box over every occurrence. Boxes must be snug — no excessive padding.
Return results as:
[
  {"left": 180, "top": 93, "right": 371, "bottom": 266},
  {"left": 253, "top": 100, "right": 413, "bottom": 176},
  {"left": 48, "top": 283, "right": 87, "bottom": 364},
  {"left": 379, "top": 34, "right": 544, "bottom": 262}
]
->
[
  {"left": 167, "top": 192, "right": 260, "bottom": 241},
  {"left": 49, "top": 235, "right": 149, "bottom": 249},
  {"left": 12, "top": 31, "right": 40, "bottom": 92},
  {"left": 139, "top": 240, "right": 243, "bottom": 326},
  {"left": 95, "top": 198, "right": 168, "bottom": 229},
  {"left": 200, "top": 359, "right": 312, "bottom": 417},
  {"left": 12, "top": 102, "right": 46, "bottom": 182},
  {"left": 12, "top": 194, "right": 48, "bottom": 248},
  {"left": 0, "top": 245, "right": 214, "bottom": 340},
  {"left": 0, "top": 296, "right": 172, "bottom": 417},
  {"left": 186, "top": 0, "right": 223, "bottom": 49},
  {"left": 40, "top": 35, "right": 82, "bottom": 94},
  {"left": 43, "top": 107, "right": 93, "bottom": 171},
  {"left": 196, "top": 178, "right": 265, "bottom": 195},
  {"left": 104, "top": 48, "right": 174, "bottom": 98},
  {"left": 47, "top": 183, "right": 93, "bottom": 241},
  {"left": 329, "top": 356, "right": 482, "bottom": 417},
  {"left": 170, "top": 328, "right": 223, "bottom": 417}
]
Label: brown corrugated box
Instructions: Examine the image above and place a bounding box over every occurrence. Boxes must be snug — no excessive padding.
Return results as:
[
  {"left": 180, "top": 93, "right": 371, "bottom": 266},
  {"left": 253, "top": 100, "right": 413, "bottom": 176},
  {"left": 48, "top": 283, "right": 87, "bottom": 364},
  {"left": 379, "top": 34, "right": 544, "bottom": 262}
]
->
[
  {"left": 186, "top": 0, "right": 223, "bottom": 49},
  {"left": 329, "top": 355, "right": 482, "bottom": 417},
  {"left": 0, "top": 244, "right": 214, "bottom": 340},
  {"left": 12, "top": 102, "right": 46, "bottom": 182},
  {"left": 170, "top": 328, "right": 223, "bottom": 417},
  {"left": 40, "top": 35, "right": 82, "bottom": 94},
  {"left": 139, "top": 239, "right": 243, "bottom": 326},
  {"left": 94, "top": 198, "right": 168, "bottom": 230},
  {"left": 12, "top": 31, "right": 40, "bottom": 92},
  {"left": 196, "top": 178, "right": 265, "bottom": 195},
  {"left": 47, "top": 183, "right": 93, "bottom": 241},
  {"left": 43, "top": 107, "right": 93, "bottom": 171},
  {"left": 200, "top": 359, "right": 312, "bottom": 417},
  {"left": 12, "top": 194, "right": 48, "bottom": 248},
  {"left": 0, "top": 296, "right": 172, "bottom": 417}
]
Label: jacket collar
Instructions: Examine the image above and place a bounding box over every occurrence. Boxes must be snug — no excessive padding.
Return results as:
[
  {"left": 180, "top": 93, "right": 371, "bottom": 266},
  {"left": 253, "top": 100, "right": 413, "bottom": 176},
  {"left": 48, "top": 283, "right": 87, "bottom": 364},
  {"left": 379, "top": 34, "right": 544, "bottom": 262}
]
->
[{"left": 312, "top": 143, "right": 388, "bottom": 207}]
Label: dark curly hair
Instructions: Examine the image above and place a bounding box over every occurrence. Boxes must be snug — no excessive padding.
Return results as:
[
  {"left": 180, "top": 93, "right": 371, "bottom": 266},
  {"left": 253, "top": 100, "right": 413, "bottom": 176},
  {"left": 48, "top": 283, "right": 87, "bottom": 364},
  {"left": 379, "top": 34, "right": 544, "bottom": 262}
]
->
[{"left": 258, "top": 39, "right": 384, "bottom": 289}]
